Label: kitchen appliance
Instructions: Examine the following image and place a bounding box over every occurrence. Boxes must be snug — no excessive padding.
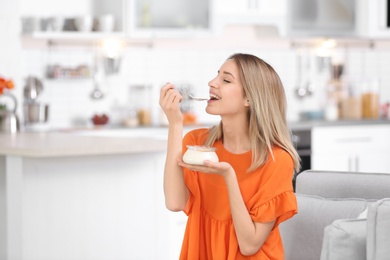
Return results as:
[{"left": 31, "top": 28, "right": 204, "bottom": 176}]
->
[
  {"left": 23, "top": 76, "right": 49, "bottom": 125},
  {"left": 0, "top": 92, "right": 20, "bottom": 133},
  {"left": 24, "top": 103, "right": 49, "bottom": 124},
  {"left": 292, "top": 129, "right": 311, "bottom": 190}
]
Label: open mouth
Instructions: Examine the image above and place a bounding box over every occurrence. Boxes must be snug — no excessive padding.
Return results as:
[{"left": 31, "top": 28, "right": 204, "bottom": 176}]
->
[{"left": 209, "top": 93, "right": 221, "bottom": 101}]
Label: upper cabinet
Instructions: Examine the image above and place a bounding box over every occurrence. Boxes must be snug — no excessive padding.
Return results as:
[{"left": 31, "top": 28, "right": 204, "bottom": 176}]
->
[
  {"left": 285, "top": 0, "right": 390, "bottom": 39},
  {"left": 126, "top": 0, "right": 214, "bottom": 38},
  {"left": 20, "top": 0, "right": 390, "bottom": 42},
  {"left": 357, "top": 0, "right": 390, "bottom": 39},
  {"left": 21, "top": 0, "right": 215, "bottom": 42},
  {"left": 285, "top": 0, "right": 357, "bottom": 37},
  {"left": 214, "top": 0, "right": 287, "bottom": 35}
]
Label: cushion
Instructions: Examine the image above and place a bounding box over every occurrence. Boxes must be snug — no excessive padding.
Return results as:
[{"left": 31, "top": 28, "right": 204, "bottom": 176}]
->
[
  {"left": 367, "top": 198, "right": 390, "bottom": 260},
  {"left": 296, "top": 170, "right": 390, "bottom": 200},
  {"left": 320, "top": 218, "right": 366, "bottom": 260},
  {"left": 280, "top": 194, "right": 370, "bottom": 260}
]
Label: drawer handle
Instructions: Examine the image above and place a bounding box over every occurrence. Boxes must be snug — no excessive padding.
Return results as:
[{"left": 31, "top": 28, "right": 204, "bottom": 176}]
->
[{"left": 335, "top": 137, "right": 372, "bottom": 143}]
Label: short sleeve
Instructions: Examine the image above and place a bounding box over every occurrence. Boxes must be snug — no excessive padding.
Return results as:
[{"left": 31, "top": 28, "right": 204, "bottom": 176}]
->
[
  {"left": 247, "top": 148, "right": 298, "bottom": 228},
  {"left": 250, "top": 191, "right": 298, "bottom": 228}
]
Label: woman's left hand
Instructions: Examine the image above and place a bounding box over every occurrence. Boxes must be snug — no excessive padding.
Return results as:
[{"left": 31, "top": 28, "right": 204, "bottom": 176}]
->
[{"left": 177, "top": 159, "right": 234, "bottom": 178}]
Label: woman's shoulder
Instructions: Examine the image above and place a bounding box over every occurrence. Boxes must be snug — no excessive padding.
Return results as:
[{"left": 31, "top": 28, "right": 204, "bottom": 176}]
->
[{"left": 270, "top": 145, "right": 293, "bottom": 163}]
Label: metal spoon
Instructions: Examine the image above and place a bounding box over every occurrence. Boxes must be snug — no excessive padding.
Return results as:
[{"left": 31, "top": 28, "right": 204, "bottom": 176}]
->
[
  {"left": 179, "top": 91, "right": 209, "bottom": 101},
  {"left": 90, "top": 64, "right": 104, "bottom": 100},
  {"left": 91, "top": 83, "right": 104, "bottom": 99},
  {"left": 295, "top": 52, "right": 307, "bottom": 99}
]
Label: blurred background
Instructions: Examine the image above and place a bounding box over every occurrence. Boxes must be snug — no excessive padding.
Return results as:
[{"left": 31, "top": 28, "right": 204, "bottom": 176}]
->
[{"left": 1, "top": 0, "right": 390, "bottom": 131}]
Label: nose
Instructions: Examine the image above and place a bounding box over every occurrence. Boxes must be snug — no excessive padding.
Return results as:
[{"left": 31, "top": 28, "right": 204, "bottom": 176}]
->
[{"left": 208, "top": 77, "right": 218, "bottom": 89}]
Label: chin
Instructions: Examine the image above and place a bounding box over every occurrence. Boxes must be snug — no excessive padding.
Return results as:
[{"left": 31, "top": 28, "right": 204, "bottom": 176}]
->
[{"left": 205, "top": 107, "right": 218, "bottom": 115}]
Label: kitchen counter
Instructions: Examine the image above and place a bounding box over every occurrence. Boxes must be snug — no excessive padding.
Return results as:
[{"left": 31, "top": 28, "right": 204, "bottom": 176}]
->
[
  {"left": 2, "top": 118, "right": 388, "bottom": 158},
  {"left": 0, "top": 128, "right": 184, "bottom": 260},
  {"left": 0, "top": 131, "right": 167, "bottom": 158},
  {"left": 288, "top": 118, "right": 390, "bottom": 131},
  {"left": 1, "top": 119, "right": 389, "bottom": 158}
]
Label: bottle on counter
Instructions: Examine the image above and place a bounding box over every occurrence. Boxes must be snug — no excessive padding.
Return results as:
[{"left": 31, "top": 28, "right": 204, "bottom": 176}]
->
[
  {"left": 340, "top": 78, "right": 362, "bottom": 120},
  {"left": 324, "top": 98, "right": 339, "bottom": 121},
  {"left": 325, "top": 64, "right": 344, "bottom": 121},
  {"left": 128, "top": 84, "right": 152, "bottom": 126},
  {"left": 361, "top": 78, "right": 380, "bottom": 119}
]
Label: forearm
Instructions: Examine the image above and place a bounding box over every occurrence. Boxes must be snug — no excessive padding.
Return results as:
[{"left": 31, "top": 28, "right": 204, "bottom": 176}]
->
[
  {"left": 164, "top": 123, "right": 189, "bottom": 211},
  {"left": 224, "top": 172, "right": 272, "bottom": 256}
]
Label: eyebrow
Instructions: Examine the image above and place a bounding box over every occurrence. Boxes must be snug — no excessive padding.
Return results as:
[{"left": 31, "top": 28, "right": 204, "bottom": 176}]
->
[{"left": 218, "top": 70, "right": 236, "bottom": 79}]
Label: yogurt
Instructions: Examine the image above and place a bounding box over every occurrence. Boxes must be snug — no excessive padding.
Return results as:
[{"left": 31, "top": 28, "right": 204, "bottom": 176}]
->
[{"left": 183, "top": 145, "right": 219, "bottom": 165}]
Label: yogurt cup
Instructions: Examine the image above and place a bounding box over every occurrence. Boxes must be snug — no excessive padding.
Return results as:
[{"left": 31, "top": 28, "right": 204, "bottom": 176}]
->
[{"left": 183, "top": 145, "right": 219, "bottom": 165}]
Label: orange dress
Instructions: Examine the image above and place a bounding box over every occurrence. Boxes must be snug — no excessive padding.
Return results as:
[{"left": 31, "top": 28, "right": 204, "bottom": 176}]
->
[{"left": 180, "top": 128, "right": 297, "bottom": 260}]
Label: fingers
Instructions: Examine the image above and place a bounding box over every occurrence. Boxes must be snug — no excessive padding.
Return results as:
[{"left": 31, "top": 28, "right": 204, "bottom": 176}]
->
[
  {"left": 159, "top": 82, "right": 182, "bottom": 108},
  {"left": 160, "top": 82, "right": 174, "bottom": 99}
]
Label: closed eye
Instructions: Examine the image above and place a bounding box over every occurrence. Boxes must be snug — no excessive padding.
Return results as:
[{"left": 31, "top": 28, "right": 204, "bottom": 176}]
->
[{"left": 224, "top": 79, "right": 231, "bottom": 83}]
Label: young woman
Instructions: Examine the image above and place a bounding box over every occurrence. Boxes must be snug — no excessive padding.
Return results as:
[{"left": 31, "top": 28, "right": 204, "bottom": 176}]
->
[{"left": 159, "top": 53, "right": 300, "bottom": 259}]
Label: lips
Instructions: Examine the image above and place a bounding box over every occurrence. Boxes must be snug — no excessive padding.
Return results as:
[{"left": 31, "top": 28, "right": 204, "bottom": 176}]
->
[{"left": 209, "top": 93, "right": 221, "bottom": 100}]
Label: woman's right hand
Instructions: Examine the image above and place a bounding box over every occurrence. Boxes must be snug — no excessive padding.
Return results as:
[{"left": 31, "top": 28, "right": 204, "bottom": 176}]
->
[{"left": 159, "top": 83, "right": 183, "bottom": 124}]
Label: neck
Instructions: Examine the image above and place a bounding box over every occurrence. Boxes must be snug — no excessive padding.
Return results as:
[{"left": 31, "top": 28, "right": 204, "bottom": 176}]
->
[{"left": 221, "top": 116, "right": 251, "bottom": 154}]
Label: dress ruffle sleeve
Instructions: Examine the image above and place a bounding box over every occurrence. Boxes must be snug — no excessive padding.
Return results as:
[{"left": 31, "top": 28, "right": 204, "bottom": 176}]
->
[
  {"left": 250, "top": 191, "right": 298, "bottom": 229},
  {"left": 246, "top": 147, "right": 298, "bottom": 229}
]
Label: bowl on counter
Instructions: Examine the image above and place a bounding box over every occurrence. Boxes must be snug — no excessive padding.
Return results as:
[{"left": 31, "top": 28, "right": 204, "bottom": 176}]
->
[
  {"left": 91, "top": 114, "right": 109, "bottom": 126},
  {"left": 299, "top": 110, "right": 324, "bottom": 121}
]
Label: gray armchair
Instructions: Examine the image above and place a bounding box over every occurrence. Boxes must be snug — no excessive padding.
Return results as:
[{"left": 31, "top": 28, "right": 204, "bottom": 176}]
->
[{"left": 280, "top": 170, "right": 390, "bottom": 260}]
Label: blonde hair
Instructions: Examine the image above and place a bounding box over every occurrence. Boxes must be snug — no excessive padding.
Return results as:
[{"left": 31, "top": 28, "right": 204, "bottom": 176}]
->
[{"left": 204, "top": 53, "right": 301, "bottom": 172}]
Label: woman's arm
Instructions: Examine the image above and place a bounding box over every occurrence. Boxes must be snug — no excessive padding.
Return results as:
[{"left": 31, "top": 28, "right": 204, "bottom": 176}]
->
[
  {"left": 159, "top": 83, "right": 189, "bottom": 212},
  {"left": 180, "top": 160, "right": 275, "bottom": 255},
  {"left": 223, "top": 171, "right": 275, "bottom": 256}
]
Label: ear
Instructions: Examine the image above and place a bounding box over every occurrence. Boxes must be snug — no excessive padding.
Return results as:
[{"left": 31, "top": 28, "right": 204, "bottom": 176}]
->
[{"left": 244, "top": 99, "right": 250, "bottom": 107}]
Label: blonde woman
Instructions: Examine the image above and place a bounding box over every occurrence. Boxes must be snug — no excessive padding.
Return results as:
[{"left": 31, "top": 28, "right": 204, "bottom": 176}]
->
[{"left": 159, "top": 53, "right": 300, "bottom": 259}]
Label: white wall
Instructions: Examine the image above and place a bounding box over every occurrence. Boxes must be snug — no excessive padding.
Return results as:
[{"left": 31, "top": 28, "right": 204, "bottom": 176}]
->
[{"left": 19, "top": 40, "right": 390, "bottom": 129}]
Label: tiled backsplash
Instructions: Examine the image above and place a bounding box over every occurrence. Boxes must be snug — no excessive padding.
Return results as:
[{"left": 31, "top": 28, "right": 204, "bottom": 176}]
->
[{"left": 20, "top": 44, "right": 390, "bottom": 129}]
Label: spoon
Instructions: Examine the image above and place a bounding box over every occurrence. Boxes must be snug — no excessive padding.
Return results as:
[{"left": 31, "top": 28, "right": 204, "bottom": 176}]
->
[
  {"left": 179, "top": 91, "right": 209, "bottom": 101},
  {"left": 90, "top": 64, "right": 104, "bottom": 100},
  {"left": 294, "top": 52, "right": 307, "bottom": 99},
  {"left": 91, "top": 83, "right": 104, "bottom": 99}
]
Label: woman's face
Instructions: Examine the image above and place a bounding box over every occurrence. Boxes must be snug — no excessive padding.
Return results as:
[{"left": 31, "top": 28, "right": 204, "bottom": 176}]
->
[{"left": 206, "top": 59, "right": 249, "bottom": 117}]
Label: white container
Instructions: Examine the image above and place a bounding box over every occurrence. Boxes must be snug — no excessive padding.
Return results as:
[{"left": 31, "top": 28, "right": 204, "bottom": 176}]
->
[
  {"left": 75, "top": 15, "right": 94, "bottom": 32},
  {"left": 98, "top": 15, "right": 115, "bottom": 32},
  {"left": 183, "top": 146, "right": 219, "bottom": 165}
]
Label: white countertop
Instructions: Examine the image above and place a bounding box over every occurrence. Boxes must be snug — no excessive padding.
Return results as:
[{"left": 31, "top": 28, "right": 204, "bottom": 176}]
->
[
  {"left": 1, "top": 119, "right": 389, "bottom": 158},
  {"left": 0, "top": 130, "right": 168, "bottom": 158}
]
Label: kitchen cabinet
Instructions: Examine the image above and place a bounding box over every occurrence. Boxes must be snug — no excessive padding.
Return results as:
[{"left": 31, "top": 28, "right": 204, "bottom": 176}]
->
[
  {"left": 21, "top": 0, "right": 127, "bottom": 44},
  {"left": 285, "top": 0, "right": 390, "bottom": 39},
  {"left": 0, "top": 131, "right": 185, "bottom": 260},
  {"left": 357, "top": 0, "right": 390, "bottom": 39},
  {"left": 285, "top": 0, "right": 358, "bottom": 37},
  {"left": 311, "top": 124, "right": 390, "bottom": 174},
  {"left": 126, "top": 0, "right": 214, "bottom": 38},
  {"left": 214, "top": 0, "right": 287, "bottom": 34},
  {"left": 22, "top": 0, "right": 215, "bottom": 43}
]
